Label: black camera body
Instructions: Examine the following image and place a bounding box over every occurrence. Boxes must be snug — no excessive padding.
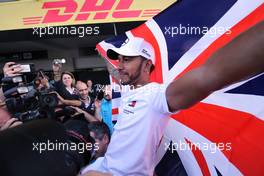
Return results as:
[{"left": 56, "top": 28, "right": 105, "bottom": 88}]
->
[
  {"left": 2, "top": 65, "right": 59, "bottom": 122},
  {"left": 5, "top": 90, "right": 59, "bottom": 123}
]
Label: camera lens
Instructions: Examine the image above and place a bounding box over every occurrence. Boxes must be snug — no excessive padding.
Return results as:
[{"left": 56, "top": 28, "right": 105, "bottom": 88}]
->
[
  {"left": 45, "top": 97, "right": 51, "bottom": 103},
  {"left": 40, "top": 93, "right": 58, "bottom": 108}
]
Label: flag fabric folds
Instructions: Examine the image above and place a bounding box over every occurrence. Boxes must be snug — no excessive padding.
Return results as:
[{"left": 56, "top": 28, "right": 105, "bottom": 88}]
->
[{"left": 96, "top": 0, "right": 264, "bottom": 175}]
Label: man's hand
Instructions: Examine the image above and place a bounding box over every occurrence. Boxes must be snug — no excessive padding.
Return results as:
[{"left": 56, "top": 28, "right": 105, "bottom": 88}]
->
[
  {"left": 51, "top": 91, "right": 65, "bottom": 105},
  {"left": 40, "top": 77, "right": 50, "bottom": 89},
  {"left": 94, "top": 99, "right": 101, "bottom": 110},
  {"left": 52, "top": 91, "right": 62, "bottom": 100},
  {"left": 3, "top": 62, "right": 23, "bottom": 77},
  {"left": 70, "top": 106, "right": 85, "bottom": 114},
  {"left": 70, "top": 106, "right": 99, "bottom": 122},
  {"left": 0, "top": 118, "right": 22, "bottom": 131}
]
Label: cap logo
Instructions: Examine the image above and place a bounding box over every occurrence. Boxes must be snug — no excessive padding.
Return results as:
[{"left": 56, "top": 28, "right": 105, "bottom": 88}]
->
[
  {"left": 142, "top": 49, "right": 151, "bottom": 57},
  {"left": 121, "top": 38, "right": 129, "bottom": 47}
]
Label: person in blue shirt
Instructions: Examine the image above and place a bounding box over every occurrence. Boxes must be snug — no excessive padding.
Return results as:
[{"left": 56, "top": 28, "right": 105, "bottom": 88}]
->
[{"left": 99, "top": 85, "right": 113, "bottom": 134}]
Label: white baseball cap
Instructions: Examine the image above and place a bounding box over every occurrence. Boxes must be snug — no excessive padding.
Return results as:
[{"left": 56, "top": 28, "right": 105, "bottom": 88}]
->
[{"left": 107, "top": 36, "right": 155, "bottom": 65}]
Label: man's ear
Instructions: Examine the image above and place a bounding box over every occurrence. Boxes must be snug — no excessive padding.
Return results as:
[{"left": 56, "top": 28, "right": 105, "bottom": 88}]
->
[
  {"left": 144, "top": 60, "right": 153, "bottom": 73},
  {"left": 102, "top": 134, "right": 109, "bottom": 144}
]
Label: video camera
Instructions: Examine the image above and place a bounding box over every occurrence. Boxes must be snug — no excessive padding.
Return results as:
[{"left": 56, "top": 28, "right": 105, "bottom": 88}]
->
[{"left": 2, "top": 63, "right": 59, "bottom": 122}]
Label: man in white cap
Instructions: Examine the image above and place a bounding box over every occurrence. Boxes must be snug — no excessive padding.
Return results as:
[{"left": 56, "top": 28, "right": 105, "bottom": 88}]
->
[{"left": 82, "top": 22, "right": 264, "bottom": 176}]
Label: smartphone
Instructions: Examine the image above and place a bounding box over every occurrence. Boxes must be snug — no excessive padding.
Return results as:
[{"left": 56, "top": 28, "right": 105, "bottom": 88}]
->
[{"left": 19, "top": 64, "right": 35, "bottom": 73}]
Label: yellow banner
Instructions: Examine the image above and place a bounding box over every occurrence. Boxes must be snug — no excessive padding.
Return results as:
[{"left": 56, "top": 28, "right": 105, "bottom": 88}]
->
[{"left": 0, "top": 0, "right": 176, "bottom": 31}]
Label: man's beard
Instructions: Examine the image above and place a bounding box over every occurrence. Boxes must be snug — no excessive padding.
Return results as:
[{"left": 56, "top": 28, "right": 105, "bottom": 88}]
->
[
  {"left": 104, "top": 96, "right": 111, "bottom": 101},
  {"left": 80, "top": 95, "right": 88, "bottom": 101},
  {"left": 120, "top": 60, "right": 144, "bottom": 86}
]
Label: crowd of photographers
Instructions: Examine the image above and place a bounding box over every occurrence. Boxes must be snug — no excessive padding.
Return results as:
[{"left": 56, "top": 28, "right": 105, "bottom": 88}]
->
[{"left": 0, "top": 60, "right": 113, "bottom": 174}]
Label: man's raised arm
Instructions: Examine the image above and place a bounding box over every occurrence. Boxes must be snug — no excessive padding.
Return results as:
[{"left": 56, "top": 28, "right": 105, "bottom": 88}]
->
[{"left": 166, "top": 21, "right": 264, "bottom": 112}]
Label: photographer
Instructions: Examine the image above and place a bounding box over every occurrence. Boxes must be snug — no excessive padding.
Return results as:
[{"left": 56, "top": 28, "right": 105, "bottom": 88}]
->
[{"left": 1, "top": 62, "right": 60, "bottom": 122}]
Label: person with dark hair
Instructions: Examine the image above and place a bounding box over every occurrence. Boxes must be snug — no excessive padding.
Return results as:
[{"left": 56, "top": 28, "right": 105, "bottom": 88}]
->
[
  {"left": 98, "top": 85, "right": 113, "bottom": 134},
  {"left": 81, "top": 21, "right": 264, "bottom": 176},
  {"left": 86, "top": 121, "right": 111, "bottom": 162},
  {"left": 52, "top": 59, "right": 63, "bottom": 82},
  {"left": 0, "top": 119, "right": 94, "bottom": 176},
  {"left": 54, "top": 71, "right": 79, "bottom": 100},
  {"left": 87, "top": 79, "right": 97, "bottom": 99}
]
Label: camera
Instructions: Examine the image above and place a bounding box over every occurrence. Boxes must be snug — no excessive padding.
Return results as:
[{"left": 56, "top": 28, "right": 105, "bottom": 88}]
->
[
  {"left": 19, "top": 63, "right": 35, "bottom": 73},
  {"left": 2, "top": 64, "right": 59, "bottom": 122},
  {"left": 8, "top": 63, "right": 35, "bottom": 73},
  {"left": 5, "top": 90, "right": 59, "bottom": 123}
]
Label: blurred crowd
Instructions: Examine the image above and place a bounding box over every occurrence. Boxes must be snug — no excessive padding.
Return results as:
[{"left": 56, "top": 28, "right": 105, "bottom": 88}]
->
[{"left": 0, "top": 60, "right": 113, "bottom": 163}]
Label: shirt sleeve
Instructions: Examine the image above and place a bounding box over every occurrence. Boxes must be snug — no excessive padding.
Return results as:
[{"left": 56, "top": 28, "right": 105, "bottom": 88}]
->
[{"left": 152, "top": 84, "right": 177, "bottom": 115}]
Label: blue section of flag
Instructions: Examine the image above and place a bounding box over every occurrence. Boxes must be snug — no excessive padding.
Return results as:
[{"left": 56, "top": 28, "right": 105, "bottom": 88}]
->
[
  {"left": 98, "top": 0, "right": 264, "bottom": 175},
  {"left": 112, "top": 90, "right": 121, "bottom": 99},
  {"left": 226, "top": 74, "right": 264, "bottom": 96},
  {"left": 104, "top": 33, "right": 128, "bottom": 48},
  {"left": 154, "top": 0, "right": 237, "bottom": 69}
]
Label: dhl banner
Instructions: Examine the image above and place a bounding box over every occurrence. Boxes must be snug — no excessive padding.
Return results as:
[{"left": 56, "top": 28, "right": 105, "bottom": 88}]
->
[{"left": 0, "top": 0, "right": 176, "bottom": 31}]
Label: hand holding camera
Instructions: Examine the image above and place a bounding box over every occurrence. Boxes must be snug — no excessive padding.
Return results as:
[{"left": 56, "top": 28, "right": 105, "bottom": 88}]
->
[
  {"left": 3, "top": 62, "right": 23, "bottom": 77},
  {"left": 3, "top": 62, "right": 35, "bottom": 77}
]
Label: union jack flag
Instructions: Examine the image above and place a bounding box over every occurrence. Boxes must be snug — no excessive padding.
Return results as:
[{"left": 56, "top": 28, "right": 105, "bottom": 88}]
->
[{"left": 96, "top": 0, "right": 264, "bottom": 175}]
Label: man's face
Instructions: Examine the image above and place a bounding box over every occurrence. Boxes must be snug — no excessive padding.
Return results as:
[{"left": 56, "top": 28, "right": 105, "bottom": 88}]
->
[
  {"left": 76, "top": 83, "right": 89, "bottom": 99},
  {"left": 52, "top": 64, "right": 61, "bottom": 72},
  {"left": 87, "top": 80, "right": 93, "bottom": 87},
  {"left": 104, "top": 94, "right": 111, "bottom": 101},
  {"left": 90, "top": 131, "right": 108, "bottom": 158},
  {"left": 117, "top": 55, "right": 145, "bottom": 85}
]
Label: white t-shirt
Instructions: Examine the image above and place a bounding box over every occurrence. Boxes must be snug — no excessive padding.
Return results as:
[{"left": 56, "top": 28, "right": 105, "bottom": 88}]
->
[{"left": 81, "top": 82, "right": 175, "bottom": 176}]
